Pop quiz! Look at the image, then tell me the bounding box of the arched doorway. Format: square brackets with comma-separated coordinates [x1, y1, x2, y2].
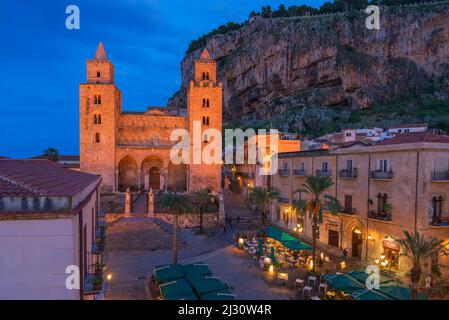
[352, 227, 363, 259]
[118, 156, 138, 191]
[149, 167, 161, 190]
[142, 156, 164, 190]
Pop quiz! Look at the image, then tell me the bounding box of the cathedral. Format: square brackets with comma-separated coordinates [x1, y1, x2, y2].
[79, 42, 222, 193]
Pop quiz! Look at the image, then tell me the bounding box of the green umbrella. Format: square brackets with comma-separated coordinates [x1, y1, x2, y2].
[258, 238, 264, 256]
[270, 247, 277, 264]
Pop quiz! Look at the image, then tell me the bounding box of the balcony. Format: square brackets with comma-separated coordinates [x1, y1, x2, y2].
[341, 207, 357, 215]
[293, 169, 307, 177]
[430, 215, 449, 227]
[432, 171, 449, 182]
[278, 169, 290, 177]
[370, 170, 394, 180]
[339, 168, 358, 179]
[316, 169, 332, 177]
[369, 210, 392, 221]
[277, 196, 290, 204]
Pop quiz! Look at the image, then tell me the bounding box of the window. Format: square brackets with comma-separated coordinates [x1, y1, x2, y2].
[431, 196, 444, 224]
[378, 160, 389, 172]
[203, 134, 208, 143]
[94, 95, 98, 104]
[322, 162, 328, 172]
[95, 132, 100, 143]
[283, 163, 288, 170]
[97, 71, 101, 78]
[346, 132, 352, 137]
[346, 159, 353, 171]
[93, 114, 102, 124]
[344, 195, 353, 212]
[377, 193, 388, 212]
[97, 95, 101, 104]
[202, 98, 210, 108]
[202, 72, 209, 80]
[202, 116, 209, 126]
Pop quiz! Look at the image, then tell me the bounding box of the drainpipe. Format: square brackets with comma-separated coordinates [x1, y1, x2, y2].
[78, 210, 84, 300]
[414, 151, 420, 232]
[366, 155, 371, 261]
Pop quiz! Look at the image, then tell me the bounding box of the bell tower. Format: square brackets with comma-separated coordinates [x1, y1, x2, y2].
[187, 48, 223, 193]
[80, 42, 121, 192]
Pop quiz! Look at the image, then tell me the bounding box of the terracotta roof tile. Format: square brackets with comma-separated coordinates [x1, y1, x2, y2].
[377, 132, 449, 146]
[0, 159, 100, 197]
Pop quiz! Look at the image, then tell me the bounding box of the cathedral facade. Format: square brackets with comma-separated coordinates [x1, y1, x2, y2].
[79, 43, 222, 193]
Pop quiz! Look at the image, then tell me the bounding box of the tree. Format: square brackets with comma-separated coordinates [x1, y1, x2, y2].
[43, 148, 59, 162]
[192, 188, 211, 234]
[261, 5, 272, 18]
[249, 186, 280, 227]
[293, 175, 341, 273]
[156, 193, 194, 264]
[398, 231, 446, 300]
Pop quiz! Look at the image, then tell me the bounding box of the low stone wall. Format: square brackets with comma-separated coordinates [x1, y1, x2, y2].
[104, 213, 123, 225]
[155, 212, 222, 229]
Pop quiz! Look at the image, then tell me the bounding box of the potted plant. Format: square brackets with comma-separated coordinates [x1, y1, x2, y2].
[92, 276, 102, 291]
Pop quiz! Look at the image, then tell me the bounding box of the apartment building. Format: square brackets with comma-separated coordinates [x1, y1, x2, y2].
[270, 132, 449, 276]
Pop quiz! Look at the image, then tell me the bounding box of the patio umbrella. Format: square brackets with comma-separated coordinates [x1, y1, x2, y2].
[187, 275, 228, 296]
[183, 263, 212, 278]
[154, 264, 185, 285]
[352, 289, 393, 301]
[159, 279, 196, 300]
[282, 239, 312, 251]
[376, 283, 428, 300]
[258, 238, 264, 256]
[200, 288, 236, 300]
[270, 247, 277, 264]
[324, 274, 365, 295]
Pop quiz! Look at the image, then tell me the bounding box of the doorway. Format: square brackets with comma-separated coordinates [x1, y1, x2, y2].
[352, 228, 363, 258]
[149, 167, 160, 190]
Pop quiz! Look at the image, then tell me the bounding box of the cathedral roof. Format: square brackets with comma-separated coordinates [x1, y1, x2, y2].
[94, 42, 108, 61]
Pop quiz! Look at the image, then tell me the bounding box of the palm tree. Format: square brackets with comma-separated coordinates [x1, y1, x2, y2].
[249, 186, 280, 227]
[293, 175, 341, 273]
[192, 188, 211, 234]
[398, 231, 446, 300]
[43, 148, 59, 162]
[155, 192, 194, 264]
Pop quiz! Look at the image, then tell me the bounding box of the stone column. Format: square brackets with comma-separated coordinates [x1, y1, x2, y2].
[114, 169, 119, 193]
[147, 188, 154, 218]
[124, 187, 132, 217]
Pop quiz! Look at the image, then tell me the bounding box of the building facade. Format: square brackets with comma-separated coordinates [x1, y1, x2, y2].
[0, 159, 102, 299]
[80, 43, 222, 193]
[270, 132, 449, 277]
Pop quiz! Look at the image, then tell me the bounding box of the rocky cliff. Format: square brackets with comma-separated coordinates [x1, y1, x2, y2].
[169, 2, 449, 133]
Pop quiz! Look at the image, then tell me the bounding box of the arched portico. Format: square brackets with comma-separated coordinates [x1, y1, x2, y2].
[118, 156, 138, 191]
[142, 156, 164, 190]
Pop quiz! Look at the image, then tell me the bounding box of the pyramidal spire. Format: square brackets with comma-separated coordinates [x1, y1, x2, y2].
[199, 47, 212, 60]
[94, 42, 108, 61]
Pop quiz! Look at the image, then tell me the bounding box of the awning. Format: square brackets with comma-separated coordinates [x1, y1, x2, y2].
[324, 274, 365, 295]
[183, 263, 212, 278]
[352, 289, 393, 301]
[260, 226, 311, 251]
[154, 264, 185, 285]
[200, 288, 236, 300]
[159, 279, 196, 300]
[377, 283, 428, 300]
[188, 275, 228, 296]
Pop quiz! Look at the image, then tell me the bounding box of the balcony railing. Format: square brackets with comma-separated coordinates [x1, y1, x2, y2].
[370, 170, 394, 180]
[294, 169, 307, 177]
[341, 207, 357, 215]
[430, 215, 449, 227]
[339, 168, 358, 179]
[316, 169, 332, 177]
[277, 196, 290, 204]
[432, 171, 449, 181]
[369, 210, 392, 221]
[278, 169, 290, 177]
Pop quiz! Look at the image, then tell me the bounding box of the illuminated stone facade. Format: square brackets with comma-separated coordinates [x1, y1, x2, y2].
[80, 43, 222, 193]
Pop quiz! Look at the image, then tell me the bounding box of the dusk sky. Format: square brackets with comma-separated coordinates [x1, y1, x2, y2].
[0, 0, 326, 158]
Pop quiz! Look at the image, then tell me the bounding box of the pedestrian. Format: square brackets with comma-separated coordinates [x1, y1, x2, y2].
[342, 248, 349, 261]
